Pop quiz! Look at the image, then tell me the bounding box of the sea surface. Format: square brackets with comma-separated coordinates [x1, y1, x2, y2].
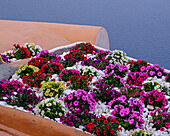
[0, 0, 170, 69]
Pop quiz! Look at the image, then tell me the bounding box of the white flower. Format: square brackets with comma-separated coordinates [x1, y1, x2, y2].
[46, 103, 52, 107]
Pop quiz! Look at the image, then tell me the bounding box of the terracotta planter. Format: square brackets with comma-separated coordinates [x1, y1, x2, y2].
[0, 105, 93, 136]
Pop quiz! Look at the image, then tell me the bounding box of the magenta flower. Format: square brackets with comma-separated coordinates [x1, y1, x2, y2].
[133, 99, 138, 105]
[119, 109, 125, 117]
[165, 122, 170, 128]
[73, 101, 79, 106]
[157, 72, 162, 77]
[67, 94, 73, 100]
[129, 119, 134, 124]
[148, 98, 153, 104]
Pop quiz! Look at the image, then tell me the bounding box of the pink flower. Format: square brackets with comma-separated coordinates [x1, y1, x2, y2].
[73, 101, 79, 106]
[149, 71, 154, 76]
[68, 94, 73, 100]
[120, 95, 127, 103]
[119, 109, 125, 117]
[132, 75, 136, 79]
[140, 66, 146, 72]
[133, 99, 138, 105]
[148, 98, 153, 104]
[135, 91, 138, 96]
[150, 111, 154, 116]
[129, 119, 134, 124]
[124, 108, 130, 115]
[165, 122, 170, 128]
[160, 127, 164, 131]
[82, 95, 87, 101]
[157, 120, 160, 123]
[157, 72, 162, 77]
[162, 117, 166, 120]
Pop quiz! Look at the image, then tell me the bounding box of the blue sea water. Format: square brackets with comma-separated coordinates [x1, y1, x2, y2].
[0, 0, 170, 69]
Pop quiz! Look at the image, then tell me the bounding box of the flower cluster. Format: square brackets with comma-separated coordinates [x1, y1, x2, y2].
[6, 43, 42, 60]
[28, 57, 48, 69]
[60, 110, 95, 128]
[61, 43, 95, 67]
[41, 81, 65, 98]
[72, 42, 95, 54]
[84, 115, 121, 136]
[105, 49, 127, 65]
[127, 72, 148, 86]
[0, 54, 10, 63]
[109, 96, 144, 130]
[22, 71, 52, 88]
[120, 85, 143, 99]
[93, 82, 121, 104]
[127, 60, 149, 72]
[41, 62, 64, 75]
[0, 79, 42, 111]
[63, 89, 96, 112]
[104, 63, 129, 78]
[34, 98, 68, 120]
[81, 57, 110, 70]
[142, 77, 168, 92]
[141, 90, 168, 109]
[36, 50, 57, 61]
[129, 129, 153, 136]
[16, 65, 39, 78]
[59, 69, 91, 91]
[151, 109, 170, 131]
[147, 64, 166, 78]
[103, 73, 126, 88]
[94, 50, 111, 60]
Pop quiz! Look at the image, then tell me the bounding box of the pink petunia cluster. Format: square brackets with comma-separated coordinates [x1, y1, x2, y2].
[63, 89, 96, 112]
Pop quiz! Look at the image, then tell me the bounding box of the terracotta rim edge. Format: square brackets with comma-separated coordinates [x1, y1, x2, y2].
[0, 105, 93, 136]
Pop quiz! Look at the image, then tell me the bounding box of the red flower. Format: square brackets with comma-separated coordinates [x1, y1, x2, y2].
[110, 129, 114, 134]
[103, 130, 106, 135]
[89, 76, 93, 81]
[77, 79, 80, 83]
[104, 120, 108, 124]
[160, 127, 164, 131]
[49, 68, 53, 73]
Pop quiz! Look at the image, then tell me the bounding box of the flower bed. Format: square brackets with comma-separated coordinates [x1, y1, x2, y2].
[0, 42, 170, 136]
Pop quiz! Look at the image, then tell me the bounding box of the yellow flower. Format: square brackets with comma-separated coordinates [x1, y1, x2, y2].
[19, 65, 23, 69]
[55, 88, 58, 92]
[49, 93, 53, 97]
[44, 92, 49, 96]
[46, 89, 50, 93]
[17, 70, 21, 73]
[26, 73, 29, 76]
[55, 94, 58, 98]
[22, 67, 26, 71]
